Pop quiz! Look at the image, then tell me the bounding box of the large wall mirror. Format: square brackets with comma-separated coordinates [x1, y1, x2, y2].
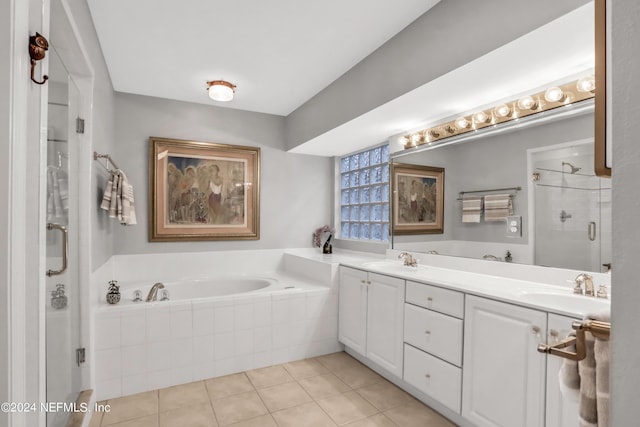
[389, 1, 611, 274]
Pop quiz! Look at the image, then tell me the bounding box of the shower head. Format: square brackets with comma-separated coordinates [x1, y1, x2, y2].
[562, 162, 581, 174]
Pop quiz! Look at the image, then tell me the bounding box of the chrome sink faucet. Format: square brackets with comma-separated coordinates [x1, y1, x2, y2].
[398, 252, 417, 267]
[146, 282, 165, 302]
[573, 273, 594, 296]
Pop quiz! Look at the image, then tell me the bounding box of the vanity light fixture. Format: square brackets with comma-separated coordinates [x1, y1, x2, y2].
[207, 80, 236, 102]
[493, 104, 511, 118]
[473, 111, 490, 124]
[544, 86, 567, 103]
[401, 76, 596, 150]
[576, 75, 596, 93]
[455, 117, 470, 130]
[516, 95, 538, 111]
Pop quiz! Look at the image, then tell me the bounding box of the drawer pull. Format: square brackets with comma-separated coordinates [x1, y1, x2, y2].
[367, 281, 371, 285]
[425, 373, 431, 379]
[361, 280, 366, 284]
[531, 326, 541, 335]
[425, 330, 431, 335]
[427, 297, 433, 302]
[549, 329, 559, 342]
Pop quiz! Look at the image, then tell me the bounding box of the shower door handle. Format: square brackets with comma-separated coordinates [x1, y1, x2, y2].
[588, 221, 596, 241]
[47, 223, 68, 276]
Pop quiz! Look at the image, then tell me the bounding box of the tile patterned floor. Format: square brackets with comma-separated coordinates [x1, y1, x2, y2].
[89, 352, 456, 427]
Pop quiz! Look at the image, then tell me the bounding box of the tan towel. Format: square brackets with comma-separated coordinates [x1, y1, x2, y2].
[484, 194, 513, 221]
[462, 197, 482, 223]
[100, 170, 137, 226]
[559, 313, 610, 427]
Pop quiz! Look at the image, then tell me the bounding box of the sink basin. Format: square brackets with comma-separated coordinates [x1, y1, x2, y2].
[361, 261, 424, 274]
[519, 291, 610, 315]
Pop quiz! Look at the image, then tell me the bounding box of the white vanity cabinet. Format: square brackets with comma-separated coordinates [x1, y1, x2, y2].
[338, 266, 405, 377]
[545, 313, 580, 427]
[462, 295, 547, 427]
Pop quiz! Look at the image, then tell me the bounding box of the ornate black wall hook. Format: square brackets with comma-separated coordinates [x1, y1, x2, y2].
[29, 32, 49, 85]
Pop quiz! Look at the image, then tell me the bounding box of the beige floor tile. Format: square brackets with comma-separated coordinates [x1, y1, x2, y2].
[355, 381, 413, 411]
[332, 364, 384, 389]
[159, 381, 210, 413]
[227, 414, 278, 427]
[384, 400, 456, 427]
[246, 365, 293, 389]
[102, 391, 158, 426]
[272, 401, 338, 427]
[316, 391, 379, 426]
[344, 413, 397, 427]
[107, 414, 158, 427]
[159, 402, 217, 427]
[283, 358, 330, 379]
[298, 373, 351, 399]
[256, 381, 313, 412]
[210, 390, 268, 426]
[205, 373, 255, 400]
[315, 352, 362, 372]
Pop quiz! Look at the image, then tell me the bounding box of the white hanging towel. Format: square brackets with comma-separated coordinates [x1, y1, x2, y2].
[484, 194, 513, 221]
[461, 197, 482, 223]
[100, 169, 137, 225]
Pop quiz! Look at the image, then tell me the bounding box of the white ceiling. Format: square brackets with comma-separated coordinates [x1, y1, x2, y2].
[87, 0, 440, 116]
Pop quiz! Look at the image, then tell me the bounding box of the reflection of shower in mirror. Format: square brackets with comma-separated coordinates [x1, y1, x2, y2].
[562, 161, 582, 174]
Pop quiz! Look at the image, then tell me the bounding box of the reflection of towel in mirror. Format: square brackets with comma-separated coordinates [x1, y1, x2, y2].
[559, 313, 610, 427]
[100, 170, 137, 225]
[484, 194, 513, 221]
[461, 197, 482, 223]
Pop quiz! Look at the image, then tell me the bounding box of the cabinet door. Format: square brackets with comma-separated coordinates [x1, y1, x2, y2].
[462, 295, 547, 427]
[338, 267, 368, 355]
[366, 273, 405, 377]
[546, 313, 580, 427]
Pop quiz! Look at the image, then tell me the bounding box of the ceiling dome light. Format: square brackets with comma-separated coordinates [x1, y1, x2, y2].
[455, 117, 470, 130]
[517, 95, 538, 111]
[473, 111, 490, 124]
[207, 80, 236, 102]
[544, 86, 566, 103]
[493, 104, 511, 118]
[576, 75, 596, 93]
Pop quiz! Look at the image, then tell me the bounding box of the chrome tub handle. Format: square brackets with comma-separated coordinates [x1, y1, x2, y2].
[47, 223, 68, 276]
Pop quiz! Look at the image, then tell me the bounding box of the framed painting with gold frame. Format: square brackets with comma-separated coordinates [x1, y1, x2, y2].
[391, 163, 444, 235]
[149, 137, 260, 241]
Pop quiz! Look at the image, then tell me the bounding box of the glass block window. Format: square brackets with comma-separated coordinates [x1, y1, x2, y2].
[340, 145, 389, 241]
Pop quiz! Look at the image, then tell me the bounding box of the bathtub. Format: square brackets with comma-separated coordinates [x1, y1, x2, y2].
[100, 276, 300, 306]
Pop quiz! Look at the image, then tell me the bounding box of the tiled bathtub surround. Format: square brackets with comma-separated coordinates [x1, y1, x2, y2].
[92, 249, 362, 401]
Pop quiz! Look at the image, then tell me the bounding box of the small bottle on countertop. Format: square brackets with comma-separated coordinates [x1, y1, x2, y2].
[322, 235, 333, 254]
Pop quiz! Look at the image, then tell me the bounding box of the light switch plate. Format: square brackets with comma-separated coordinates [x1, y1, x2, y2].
[506, 216, 522, 237]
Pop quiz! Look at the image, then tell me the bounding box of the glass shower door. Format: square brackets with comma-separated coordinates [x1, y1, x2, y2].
[45, 47, 82, 427]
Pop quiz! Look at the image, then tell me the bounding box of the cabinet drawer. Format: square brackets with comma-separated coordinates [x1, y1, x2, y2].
[404, 344, 461, 414]
[406, 281, 464, 318]
[404, 303, 463, 367]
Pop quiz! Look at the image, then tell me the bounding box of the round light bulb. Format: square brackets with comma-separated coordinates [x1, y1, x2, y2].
[544, 86, 565, 103]
[494, 104, 511, 118]
[473, 111, 489, 124]
[576, 75, 596, 93]
[455, 117, 470, 130]
[517, 95, 538, 111]
[207, 81, 236, 102]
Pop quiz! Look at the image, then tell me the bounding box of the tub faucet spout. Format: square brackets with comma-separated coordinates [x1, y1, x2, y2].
[146, 282, 165, 302]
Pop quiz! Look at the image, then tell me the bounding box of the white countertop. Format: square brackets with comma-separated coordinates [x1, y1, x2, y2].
[339, 258, 610, 318]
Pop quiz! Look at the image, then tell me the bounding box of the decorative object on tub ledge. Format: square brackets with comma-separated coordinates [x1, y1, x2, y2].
[313, 225, 335, 248]
[322, 235, 333, 254]
[106, 280, 121, 305]
[51, 284, 67, 310]
[391, 163, 444, 235]
[149, 137, 260, 241]
[97, 152, 137, 226]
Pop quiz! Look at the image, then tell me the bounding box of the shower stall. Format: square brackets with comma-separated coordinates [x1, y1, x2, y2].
[531, 141, 611, 272]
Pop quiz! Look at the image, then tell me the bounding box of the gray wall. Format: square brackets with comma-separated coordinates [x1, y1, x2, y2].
[285, 0, 590, 150]
[611, 0, 640, 422]
[393, 113, 594, 246]
[113, 93, 333, 254]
